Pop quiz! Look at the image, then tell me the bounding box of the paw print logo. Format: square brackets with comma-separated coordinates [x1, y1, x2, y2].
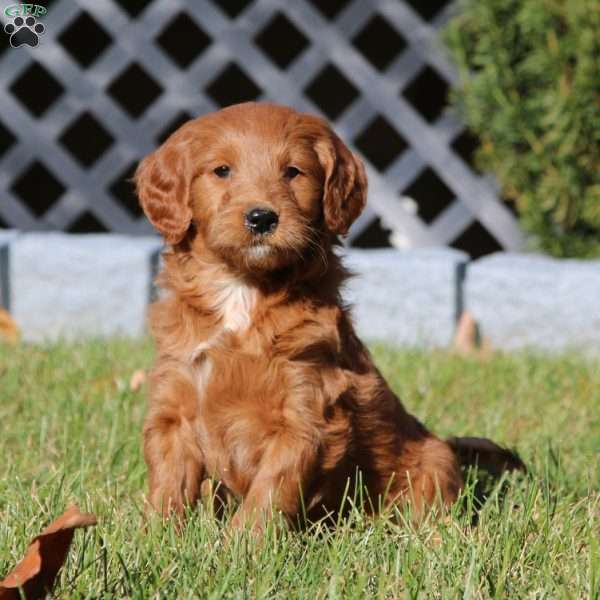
[4, 15, 45, 48]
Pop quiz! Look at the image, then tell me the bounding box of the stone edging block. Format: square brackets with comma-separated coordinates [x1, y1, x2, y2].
[340, 247, 468, 347]
[465, 253, 600, 352]
[1, 230, 599, 353]
[9, 232, 162, 342]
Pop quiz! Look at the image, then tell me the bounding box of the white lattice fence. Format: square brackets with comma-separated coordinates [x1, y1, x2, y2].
[0, 0, 524, 256]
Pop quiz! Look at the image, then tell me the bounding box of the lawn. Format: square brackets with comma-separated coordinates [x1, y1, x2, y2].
[1, 339, 599, 599]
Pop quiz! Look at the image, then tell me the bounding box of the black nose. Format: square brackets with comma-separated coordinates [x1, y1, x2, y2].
[245, 207, 279, 235]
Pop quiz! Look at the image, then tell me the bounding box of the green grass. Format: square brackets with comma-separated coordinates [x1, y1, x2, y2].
[1, 339, 599, 599]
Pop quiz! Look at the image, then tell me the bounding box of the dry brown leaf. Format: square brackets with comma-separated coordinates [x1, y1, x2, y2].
[452, 311, 493, 359]
[0, 505, 97, 600]
[0, 307, 19, 344]
[129, 369, 147, 392]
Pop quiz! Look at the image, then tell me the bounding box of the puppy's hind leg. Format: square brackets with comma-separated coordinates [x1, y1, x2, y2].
[394, 436, 464, 520]
[143, 368, 205, 518]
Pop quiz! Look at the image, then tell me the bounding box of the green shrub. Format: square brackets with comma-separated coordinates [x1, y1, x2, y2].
[445, 0, 600, 258]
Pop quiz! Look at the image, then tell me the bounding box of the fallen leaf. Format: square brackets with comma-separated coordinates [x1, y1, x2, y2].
[453, 311, 477, 354]
[0, 307, 19, 344]
[0, 505, 97, 600]
[452, 311, 493, 359]
[129, 369, 147, 392]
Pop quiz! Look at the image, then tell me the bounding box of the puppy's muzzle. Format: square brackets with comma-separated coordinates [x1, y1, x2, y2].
[245, 207, 279, 235]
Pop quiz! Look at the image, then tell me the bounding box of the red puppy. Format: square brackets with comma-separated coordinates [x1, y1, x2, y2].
[136, 102, 520, 530]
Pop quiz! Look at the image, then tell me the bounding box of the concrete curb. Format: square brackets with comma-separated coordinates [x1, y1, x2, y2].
[341, 247, 468, 347]
[466, 253, 600, 353]
[1, 230, 599, 353]
[8, 232, 162, 342]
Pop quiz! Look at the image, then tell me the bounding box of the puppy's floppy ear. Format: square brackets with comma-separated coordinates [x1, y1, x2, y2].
[135, 132, 195, 245]
[315, 133, 367, 235]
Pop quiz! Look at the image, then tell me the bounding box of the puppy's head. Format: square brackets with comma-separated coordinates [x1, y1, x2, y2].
[136, 102, 366, 272]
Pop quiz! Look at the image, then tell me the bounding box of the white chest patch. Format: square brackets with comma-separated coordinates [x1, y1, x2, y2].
[213, 278, 257, 333]
[189, 278, 256, 374]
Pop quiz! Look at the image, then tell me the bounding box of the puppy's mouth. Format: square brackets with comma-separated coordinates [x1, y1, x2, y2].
[244, 243, 274, 260]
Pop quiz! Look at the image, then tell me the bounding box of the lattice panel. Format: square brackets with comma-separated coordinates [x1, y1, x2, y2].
[0, 0, 524, 256]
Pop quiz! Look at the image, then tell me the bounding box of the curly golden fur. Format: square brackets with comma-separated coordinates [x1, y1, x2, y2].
[136, 102, 519, 532]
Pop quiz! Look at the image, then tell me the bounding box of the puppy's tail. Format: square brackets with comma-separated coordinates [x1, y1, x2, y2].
[447, 436, 525, 478]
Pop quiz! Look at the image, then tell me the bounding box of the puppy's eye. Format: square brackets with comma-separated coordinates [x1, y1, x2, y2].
[284, 166, 301, 179]
[213, 165, 230, 178]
